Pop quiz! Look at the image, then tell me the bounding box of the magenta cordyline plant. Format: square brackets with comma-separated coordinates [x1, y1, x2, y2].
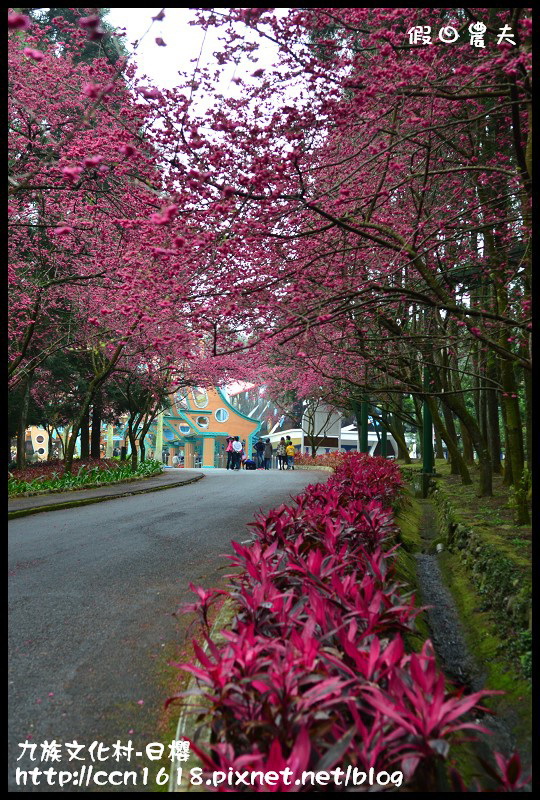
[180, 583, 228, 630]
[188, 728, 313, 793]
[174, 454, 523, 791]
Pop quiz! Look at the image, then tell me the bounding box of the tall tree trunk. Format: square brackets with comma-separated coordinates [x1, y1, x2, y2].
[64, 335, 132, 473]
[441, 405, 460, 476]
[352, 399, 362, 453]
[444, 393, 492, 497]
[126, 407, 146, 472]
[479, 382, 488, 449]
[427, 397, 471, 485]
[46, 424, 54, 459]
[90, 390, 102, 459]
[500, 399, 513, 486]
[16, 376, 32, 470]
[523, 361, 532, 470]
[389, 401, 411, 463]
[55, 426, 66, 458]
[499, 376, 528, 524]
[128, 425, 138, 471]
[389, 420, 411, 462]
[138, 413, 154, 463]
[434, 425, 444, 460]
[497, 313, 528, 523]
[485, 388, 502, 475]
[412, 395, 423, 448]
[486, 353, 502, 475]
[459, 422, 475, 466]
[80, 408, 90, 459]
[64, 384, 100, 473]
[471, 336, 481, 430]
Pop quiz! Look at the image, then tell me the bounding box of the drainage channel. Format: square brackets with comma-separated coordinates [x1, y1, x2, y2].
[414, 499, 528, 787]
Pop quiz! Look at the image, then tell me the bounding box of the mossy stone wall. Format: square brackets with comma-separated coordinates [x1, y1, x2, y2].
[430, 484, 532, 633]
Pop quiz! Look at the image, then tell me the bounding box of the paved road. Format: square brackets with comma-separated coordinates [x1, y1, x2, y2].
[8, 468, 326, 792]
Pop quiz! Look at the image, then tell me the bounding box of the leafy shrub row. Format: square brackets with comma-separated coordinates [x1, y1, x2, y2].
[177, 453, 528, 792]
[8, 458, 162, 496]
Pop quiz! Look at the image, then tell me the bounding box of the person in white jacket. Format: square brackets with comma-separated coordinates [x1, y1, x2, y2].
[231, 436, 243, 470]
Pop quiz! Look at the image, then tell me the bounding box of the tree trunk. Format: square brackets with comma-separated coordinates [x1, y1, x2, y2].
[523, 361, 532, 470]
[137, 407, 160, 464]
[434, 426, 444, 460]
[64, 336, 131, 473]
[128, 426, 138, 471]
[479, 383, 488, 449]
[472, 337, 481, 429]
[497, 324, 528, 522]
[459, 422, 475, 465]
[90, 390, 102, 459]
[55, 426, 66, 458]
[16, 377, 31, 470]
[46, 424, 54, 459]
[64, 381, 103, 473]
[65, 404, 91, 472]
[500, 390, 528, 524]
[352, 400, 362, 452]
[427, 397, 471, 485]
[80, 408, 90, 459]
[444, 393, 492, 497]
[486, 354, 502, 474]
[441, 405, 460, 476]
[500, 398, 513, 486]
[485, 390, 502, 475]
[389, 406, 411, 463]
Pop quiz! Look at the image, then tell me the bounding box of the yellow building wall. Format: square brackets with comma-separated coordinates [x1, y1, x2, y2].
[164, 387, 260, 467]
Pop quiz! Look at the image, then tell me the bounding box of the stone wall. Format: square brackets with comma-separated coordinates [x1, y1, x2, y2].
[430, 483, 532, 634]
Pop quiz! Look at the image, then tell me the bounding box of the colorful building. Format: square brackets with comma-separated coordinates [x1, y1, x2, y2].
[144, 386, 262, 468]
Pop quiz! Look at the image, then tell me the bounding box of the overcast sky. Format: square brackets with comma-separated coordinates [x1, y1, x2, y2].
[105, 7, 279, 97]
[105, 8, 216, 88]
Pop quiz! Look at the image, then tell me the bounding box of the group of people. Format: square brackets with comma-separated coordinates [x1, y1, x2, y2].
[225, 435, 247, 470]
[226, 435, 296, 471]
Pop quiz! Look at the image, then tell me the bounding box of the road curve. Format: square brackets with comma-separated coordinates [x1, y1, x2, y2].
[8, 468, 327, 792]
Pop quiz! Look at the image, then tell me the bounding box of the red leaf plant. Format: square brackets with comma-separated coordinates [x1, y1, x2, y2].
[173, 450, 522, 791]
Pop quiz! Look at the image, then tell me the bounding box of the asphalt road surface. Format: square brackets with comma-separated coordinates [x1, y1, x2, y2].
[8, 468, 326, 793]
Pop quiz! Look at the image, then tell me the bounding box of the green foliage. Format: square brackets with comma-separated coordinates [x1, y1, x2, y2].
[8, 459, 162, 496]
[27, 8, 129, 65]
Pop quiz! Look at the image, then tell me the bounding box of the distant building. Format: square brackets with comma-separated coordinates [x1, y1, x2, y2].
[143, 386, 261, 468]
[266, 423, 398, 458]
[227, 385, 399, 457]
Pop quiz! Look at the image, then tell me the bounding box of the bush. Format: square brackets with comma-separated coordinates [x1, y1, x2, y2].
[8, 458, 162, 496]
[174, 453, 527, 792]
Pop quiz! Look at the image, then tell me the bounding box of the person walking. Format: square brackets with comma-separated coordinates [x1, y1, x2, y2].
[254, 438, 265, 469]
[276, 437, 286, 470]
[285, 440, 296, 470]
[225, 436, 235, 470]
[231, 436, 243, 470]
[264, 438, 273, 470]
